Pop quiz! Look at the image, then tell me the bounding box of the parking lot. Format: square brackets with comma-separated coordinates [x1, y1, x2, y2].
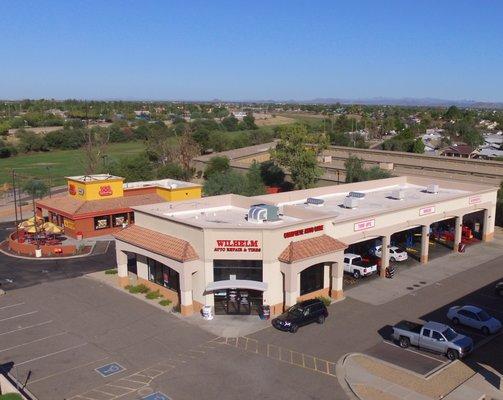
[0, 222, 502, 399]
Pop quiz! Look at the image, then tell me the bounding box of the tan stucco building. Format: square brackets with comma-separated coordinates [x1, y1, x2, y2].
[114, 176, 497, 317]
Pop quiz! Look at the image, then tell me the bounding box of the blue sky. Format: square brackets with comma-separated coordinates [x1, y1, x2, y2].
[1, 0, 502, 101]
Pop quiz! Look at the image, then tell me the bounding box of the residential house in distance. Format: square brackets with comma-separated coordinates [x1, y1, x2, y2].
[440, 144, 474, 158]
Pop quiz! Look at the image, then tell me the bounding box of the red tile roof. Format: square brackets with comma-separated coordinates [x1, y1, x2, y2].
[36, 193, 165, 217]
[278, 235, 347, 264]
[114, 225, 198, 262]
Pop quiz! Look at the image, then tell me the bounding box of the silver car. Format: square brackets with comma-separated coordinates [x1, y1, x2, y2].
[447, 305, 502, 335]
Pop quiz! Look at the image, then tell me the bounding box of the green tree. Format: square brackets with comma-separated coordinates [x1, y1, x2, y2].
[203, 170, 246, 196]
[271, 124, 326, 189]
[109, 154, 155, 182]
[204, 156, 230, 179]
[239, 113, 258, 130]
[345, 156, 391, 183]
[259, 160, 285, 187]
[411, 138, 425, 154]
[222, 115, 239, 131]
[156, 163, 190, 181]
[243, 161, 266, 196]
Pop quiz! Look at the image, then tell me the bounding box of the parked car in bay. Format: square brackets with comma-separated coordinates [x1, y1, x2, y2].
[343, 253, 378, 279]
[272, 299, 328, 333]
[373, 245, 408, 262]
[447, 305, 501, 335]
[392, 320, 473, 360]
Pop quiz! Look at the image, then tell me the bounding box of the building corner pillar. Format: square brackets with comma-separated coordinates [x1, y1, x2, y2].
[482, 207, 496, 242]
[420, 224, 430, 264]
[330, 256, 344, 300]
[380, 235, 390, 277]
[179, 270, 194, 316]
[282, 263, 299, 308]
[453, 215, 463, 252]
[116, 245, 129, 287]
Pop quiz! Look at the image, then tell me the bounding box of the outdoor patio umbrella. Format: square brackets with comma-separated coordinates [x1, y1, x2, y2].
[24, 226, 37, 234]
[42, 222, 62, 234]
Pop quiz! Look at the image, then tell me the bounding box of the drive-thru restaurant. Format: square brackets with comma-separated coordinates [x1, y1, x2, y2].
[114, 176, 497, 316]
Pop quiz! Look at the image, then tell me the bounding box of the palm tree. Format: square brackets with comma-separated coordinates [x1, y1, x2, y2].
[22, 179, 48, 249]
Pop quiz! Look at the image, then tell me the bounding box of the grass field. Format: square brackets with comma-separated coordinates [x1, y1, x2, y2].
[0, 141, 146, 185]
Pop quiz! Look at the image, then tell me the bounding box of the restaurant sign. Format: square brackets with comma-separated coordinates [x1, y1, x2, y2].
[63, 218, 75, 230]
[214, 239, 261, 253]
[283, 224, 324, 239]
[99, 185, 113, 196]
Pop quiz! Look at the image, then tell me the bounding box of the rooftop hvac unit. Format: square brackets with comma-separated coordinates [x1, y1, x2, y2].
[247, 204, 279, 223]
[349, 191, 366, 198]
[426, 184, 439, 194]
[343, 196, 359, 209]
[306, 197, 324, 206]
[390, 189, 405, 200]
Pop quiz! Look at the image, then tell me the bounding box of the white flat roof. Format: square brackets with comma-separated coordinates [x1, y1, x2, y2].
[132, 176, 496, 230]
[67, 174, 122, 182]
[123, 178, 201, 190]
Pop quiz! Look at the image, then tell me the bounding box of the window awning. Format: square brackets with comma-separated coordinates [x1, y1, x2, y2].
[205, 280, 268, 292]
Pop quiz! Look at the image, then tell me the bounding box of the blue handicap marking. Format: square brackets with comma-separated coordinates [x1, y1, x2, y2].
[142, 392, 171, 400]
[95, 362, 125, 377]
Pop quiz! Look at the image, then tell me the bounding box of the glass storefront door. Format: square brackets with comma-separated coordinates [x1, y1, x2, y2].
[214, 289, 263, 315]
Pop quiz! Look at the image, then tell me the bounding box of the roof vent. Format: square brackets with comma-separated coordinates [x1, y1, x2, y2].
[247, 204, 279, 223]
[390, 189, 405, 200]
[426, 184, 439, 194]
[306, 197, 324, 206]
[343, 196, 359, 209]
[349, 191, 366, 198]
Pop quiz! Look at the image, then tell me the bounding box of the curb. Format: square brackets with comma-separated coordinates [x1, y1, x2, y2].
[0, 240, 111, 260]
[335, 353, 364, 400]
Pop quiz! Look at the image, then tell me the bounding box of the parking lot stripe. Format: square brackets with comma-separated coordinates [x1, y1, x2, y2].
[0, 310, 38, 322]
[28, 356, 110, 384]
[382, 340, 447, 363]
[16, 343, 88, 366]
[0, 320, 53, 336]
[0, 302, 25, 310]
[0, 331, 67, 353]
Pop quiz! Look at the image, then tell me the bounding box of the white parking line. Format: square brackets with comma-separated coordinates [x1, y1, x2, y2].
[382, 340, 447, 363]
[0, 311, 38, 322]
[0, 302, 25, 311]
[28, 356, 110, 384]
[0, 332, 67, 353]
[16, 343, 88, 366]
[0, 320, 53, 336]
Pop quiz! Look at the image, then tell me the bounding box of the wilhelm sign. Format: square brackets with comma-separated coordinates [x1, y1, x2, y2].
[214, 239, 261, 253]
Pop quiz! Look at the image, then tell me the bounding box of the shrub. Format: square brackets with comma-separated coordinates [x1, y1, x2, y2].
[146, 290, 161, 300]
[105, 269, 118, 275]
[317, 296, 332, 307]
[128, 284, 150, 294]
[159, 299, 172, 307]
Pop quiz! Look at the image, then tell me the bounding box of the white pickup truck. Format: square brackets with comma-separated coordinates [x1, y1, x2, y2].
[343, 253, 378, 279]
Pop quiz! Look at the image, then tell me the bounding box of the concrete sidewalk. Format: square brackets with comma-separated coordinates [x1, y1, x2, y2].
[345, 229, 503, 305]
[339, 353, 502, 400]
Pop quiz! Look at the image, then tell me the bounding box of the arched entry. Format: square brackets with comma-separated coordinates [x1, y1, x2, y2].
[205, 280, 268, 315]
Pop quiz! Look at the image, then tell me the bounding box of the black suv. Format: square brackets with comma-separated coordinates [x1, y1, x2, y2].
[496, 282, 503, 297]
[272, 299, 328, 333]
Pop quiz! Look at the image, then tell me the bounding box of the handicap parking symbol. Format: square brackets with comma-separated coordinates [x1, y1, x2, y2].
[142, 392, 171, 400]
[95, 362, 125, 377]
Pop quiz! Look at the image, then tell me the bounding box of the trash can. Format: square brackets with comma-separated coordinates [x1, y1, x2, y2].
[202, 305, 213, 320]
[259, 305, 270, 320]
[76, 231, 83, 240]
[35, 248, 42, 258]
